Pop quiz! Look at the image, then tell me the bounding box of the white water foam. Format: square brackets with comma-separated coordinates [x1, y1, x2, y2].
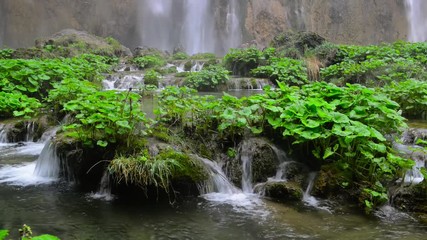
[88, 170, 115, 201]
[0, 162, 56, 186]
[195, 155, 269, 217]
[0, 129, 60, 186]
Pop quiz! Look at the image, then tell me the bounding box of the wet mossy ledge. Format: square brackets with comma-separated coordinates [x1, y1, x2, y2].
[1, 30, 427, 217]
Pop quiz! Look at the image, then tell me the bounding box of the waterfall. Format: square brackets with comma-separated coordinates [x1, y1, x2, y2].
[89, 170, 114, 201]
[197, 156, 240, 194]
[195, 155, 266, 214]
[224, 0, 242, 52]
[303, 172, 319, 206]
[33, 140, 60, 179]
[239, 140, 254, 193]
[403, 159, 425, 185]
[183, 0, 215, 54]
[0, 124, 8, 143]
[138, 0, 242, 55]
[139, 0, 176, 52]
[24, 121, 36, 142]
[405, 0, 427, 42]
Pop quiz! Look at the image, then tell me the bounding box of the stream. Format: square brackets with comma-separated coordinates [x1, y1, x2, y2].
[1, 139, 427, 239]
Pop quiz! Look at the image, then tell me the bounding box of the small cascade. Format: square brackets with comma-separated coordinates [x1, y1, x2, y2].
[24, 121, 36, 142]
[190, 61, 205, 72]
[89, 170, 114, 201]
[405, 0, 427, 42]
[33, 140, 60, 179]
[303, 172, 320, 207]
[227, 78, 271, 91]
[404, 159, 425, 185]
[239, 140, 255, 193]
[0, 124, 8, 143]
[197, 156, 240, 195]
[394, 128, 427, 185]
[103, 74, 145, 91]
[195, 155, 267, 215]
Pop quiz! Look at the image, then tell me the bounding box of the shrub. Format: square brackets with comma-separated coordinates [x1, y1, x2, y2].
[251, 58, 308, 86]
[132, 55, 166, 69]
[144, 69, 161, 86]
[184, 65, 230, 91]
[223, 47, 263, 76]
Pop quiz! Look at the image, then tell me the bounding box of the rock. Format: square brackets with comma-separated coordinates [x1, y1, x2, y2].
[37, 29, 132, 57]
[401, 128, 427, 145]
[391, 183, 427, 213]
[270, 31, 325, 55]
[312, 164, 345, 198]
[264, 181, 304, 201]
[133, 46, 169, 58]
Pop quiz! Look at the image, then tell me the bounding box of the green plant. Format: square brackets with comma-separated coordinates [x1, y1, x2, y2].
[184, 65, 230, 91]
[132, 55, 166, 69]
[0, 92, 41, 119]
[63, 90, 150, 147]
[172, 52, 189, 60]
[223, 47, 263, 76]
[109, 149, 206, 195]
[0, 48, 15, 59]
[0, 225, 60, 240]
[251, 58, 308, 86]
[144, 69, 161, 86]
[382, 80, 427, 119]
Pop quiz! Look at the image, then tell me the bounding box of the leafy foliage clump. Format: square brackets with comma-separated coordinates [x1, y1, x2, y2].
[132, 55, 166, 69]
[184, 65, 230, 91]
[251, 58, 308, 86]
[223, 47, 264, 76]
[63, 90, 150, 147]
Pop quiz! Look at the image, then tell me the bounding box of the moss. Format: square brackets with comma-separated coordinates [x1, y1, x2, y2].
[150, 125, 172, 143]
[157, 149, 207, 182]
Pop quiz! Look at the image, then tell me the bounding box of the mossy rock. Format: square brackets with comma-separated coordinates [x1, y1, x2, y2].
[264, 181, 304, 201]
[133, 46, 169, 59]
[34, 29, 132, 58]
[312, 164, 346, 198]
[392, 183, 427, 212]
[270, 31, 326, 56]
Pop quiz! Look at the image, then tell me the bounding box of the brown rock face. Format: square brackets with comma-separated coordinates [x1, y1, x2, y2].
[243, 0, 408, 46]
[0, 0, 409, 50]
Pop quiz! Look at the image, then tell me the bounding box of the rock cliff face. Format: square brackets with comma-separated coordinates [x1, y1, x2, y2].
[242, 0, 408, 47]
[0, 0, 410, 51]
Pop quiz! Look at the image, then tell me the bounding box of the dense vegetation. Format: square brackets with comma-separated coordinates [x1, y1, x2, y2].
[1, 34, 427, 216]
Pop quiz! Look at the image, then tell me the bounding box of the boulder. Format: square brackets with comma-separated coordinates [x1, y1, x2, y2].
[33, 29, 132, 57]
[263, 181, 304, 201]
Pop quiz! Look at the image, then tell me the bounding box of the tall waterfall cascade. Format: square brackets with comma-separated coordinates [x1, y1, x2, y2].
[138, 0, 242, 55]
[406, 0, 427, 42]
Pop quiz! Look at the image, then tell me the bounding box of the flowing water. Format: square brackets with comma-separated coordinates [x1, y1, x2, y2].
[138, 0, 241, 55]
[1, 141, 427, 239]
[405, 0, 427, 42]
[1, 126, 427, 239]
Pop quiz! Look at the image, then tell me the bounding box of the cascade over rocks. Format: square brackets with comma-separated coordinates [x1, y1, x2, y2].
[226, 138, 279, 187]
